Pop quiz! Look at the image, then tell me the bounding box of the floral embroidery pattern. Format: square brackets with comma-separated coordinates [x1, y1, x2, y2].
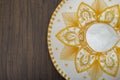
[56, 0, 120, 79]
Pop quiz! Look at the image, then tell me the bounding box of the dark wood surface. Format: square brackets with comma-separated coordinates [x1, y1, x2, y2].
[0, 0, 64, 80]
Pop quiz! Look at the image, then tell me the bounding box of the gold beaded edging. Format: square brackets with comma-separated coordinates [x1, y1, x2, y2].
[47, 0, 70, 80]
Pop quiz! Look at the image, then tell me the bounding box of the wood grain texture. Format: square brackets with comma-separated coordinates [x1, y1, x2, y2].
[0, 0, 64, 80]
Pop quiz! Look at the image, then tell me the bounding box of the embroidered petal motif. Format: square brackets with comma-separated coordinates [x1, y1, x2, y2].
[99, 49, 119, 77]
[77, 2, 97, 27]
[99, 5, 120, 28]
[56, 27, 81, 46]
[60, 46, 79, 60]
[75, 49, 95, 73]
[88, 61, 103, 80]
[91, 0, 107, 14]
[54, 1, 120, 79]
[62, 12, 79, 26]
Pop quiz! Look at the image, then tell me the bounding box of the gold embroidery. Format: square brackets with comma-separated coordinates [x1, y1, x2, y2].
[56, 27, 81, 46]
[105, 11, 114, 22]
[53, 0, 120, 80]
[62, 12, 79, 26]
[77, 2, 97, 27]
[98, 5, 120, 28]
[92, 0, 107, 14]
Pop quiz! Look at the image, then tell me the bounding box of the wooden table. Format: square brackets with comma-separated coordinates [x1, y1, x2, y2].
[0, 0, 64, 80]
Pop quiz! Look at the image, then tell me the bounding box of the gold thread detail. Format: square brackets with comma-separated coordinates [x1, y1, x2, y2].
[47, 0, 70, 80]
